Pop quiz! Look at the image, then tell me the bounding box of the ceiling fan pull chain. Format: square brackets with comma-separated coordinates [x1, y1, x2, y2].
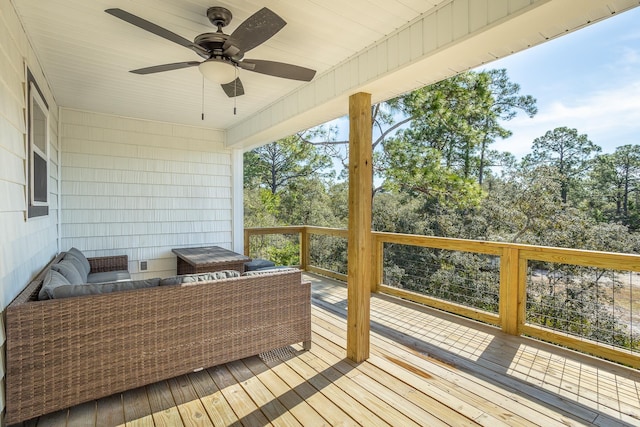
[234, 66, 238, 115]
[201, 74, 205, 120]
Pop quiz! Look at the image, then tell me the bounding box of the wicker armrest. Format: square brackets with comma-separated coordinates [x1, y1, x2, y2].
[87, 255, 129, 273]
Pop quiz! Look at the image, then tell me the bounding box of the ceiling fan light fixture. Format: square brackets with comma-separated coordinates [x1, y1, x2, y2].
[199, 58, 236, 84]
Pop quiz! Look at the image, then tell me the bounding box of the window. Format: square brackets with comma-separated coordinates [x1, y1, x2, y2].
[27, 68, 49, 218]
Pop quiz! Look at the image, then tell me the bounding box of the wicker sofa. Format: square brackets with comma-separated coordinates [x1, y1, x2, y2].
[4, 252, 312, 424]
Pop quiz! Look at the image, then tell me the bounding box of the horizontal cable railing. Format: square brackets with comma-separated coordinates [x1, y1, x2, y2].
[305, 226, 348, 281]
[372, 232, 504, 327]
[244, 226, 303, 267]
[244, 226, 640, 368]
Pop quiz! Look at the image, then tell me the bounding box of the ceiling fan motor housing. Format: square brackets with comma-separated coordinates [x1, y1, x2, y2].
[194, 32, 227, 55]
[207, 7, 232, 28]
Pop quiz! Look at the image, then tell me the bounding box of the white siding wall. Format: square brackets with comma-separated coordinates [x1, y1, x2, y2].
[60, 109, 230, 279]
[0, 0, 60, 418]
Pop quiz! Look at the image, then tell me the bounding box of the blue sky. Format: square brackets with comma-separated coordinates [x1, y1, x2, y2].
[485, 7, 640, 158]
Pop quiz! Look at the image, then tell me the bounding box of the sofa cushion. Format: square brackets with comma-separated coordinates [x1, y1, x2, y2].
[51, 278, 161, 299]
[63, 253, 89, 282]
[159, 270, 240, 286]
[242, 267, 299, 276]
[244, 258, 276, 271]
[51, 260, 85, 285]
[39, 269, 72, 300]
[66, 247, 91, 275]
[87, 270, 131, 283]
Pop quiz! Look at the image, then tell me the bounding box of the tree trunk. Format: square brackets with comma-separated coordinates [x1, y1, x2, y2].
[479, 138, 487, 185]
[623, 167, 630, 218]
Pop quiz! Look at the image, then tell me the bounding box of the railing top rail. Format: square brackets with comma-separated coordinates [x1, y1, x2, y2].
[373, 231, 640, 270]
[305, 226, 349, 237]
[245, 226, 640, 271]
[372, 231, 504, 255]
[245, 226, 305, 235]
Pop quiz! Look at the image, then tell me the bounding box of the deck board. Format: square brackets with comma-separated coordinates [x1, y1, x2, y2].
[122, 387, 154, 427]
[187, 370, 240, 427]
[313, 304, 548, 427]
[33, 409, 67, 427]
[280, 348, 388, 426]
[296, 344, 421, 426]
[167, 375, 212, 427]
[242, 356, 329, 426]
[261, 353, 357, 426]
[208, 364, 272, 426]
[307, 330, 468, 427]
[226, 359, 302, 427]
[25, 273, 640, 427]
[95, 394, 124, 427]
[313, 307, 575, 427]
[146, 381, 183, 427]
[66, 401, 96, 427]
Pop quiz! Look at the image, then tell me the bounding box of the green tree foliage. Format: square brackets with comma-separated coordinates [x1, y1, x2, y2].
[525, 127, 601, 205]
[590, 144, 640, 229]
[382, 138, 484, 211]
[385, 69, 536, 184]
[244, 134, 333, 195]
[244, 133, 337, 226]
[478, 164, 563, 243]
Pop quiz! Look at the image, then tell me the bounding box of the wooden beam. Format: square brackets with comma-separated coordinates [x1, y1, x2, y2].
[347, 92, 372, 362]
[244, 229, 250, 257]
[373, 239, 384, 293]
[301, 228, 310, 271]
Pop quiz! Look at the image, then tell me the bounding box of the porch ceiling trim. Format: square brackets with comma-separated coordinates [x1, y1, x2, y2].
[226, 0, 640, 149]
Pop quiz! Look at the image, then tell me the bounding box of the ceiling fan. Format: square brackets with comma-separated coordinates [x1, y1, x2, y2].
[105, 6, 316, 97]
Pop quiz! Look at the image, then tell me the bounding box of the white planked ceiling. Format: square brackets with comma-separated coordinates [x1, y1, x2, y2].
[11, 0, 442, 130]
[10, 0, 640, 148]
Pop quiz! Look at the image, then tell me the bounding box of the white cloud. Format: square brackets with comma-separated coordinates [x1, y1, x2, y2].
[496, 80, 640, 158]
[621, 47, 640, 65]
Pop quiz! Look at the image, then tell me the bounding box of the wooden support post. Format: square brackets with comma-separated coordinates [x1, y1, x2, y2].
[244, 229, 250, 257]
[301, 228, 310, 271]
[372, 238, 384, 293]
[347, 92, 372, 362]
[500, 247, 523, 335]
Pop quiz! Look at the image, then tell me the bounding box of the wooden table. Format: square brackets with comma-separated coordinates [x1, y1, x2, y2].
[171, 246, 251, 275]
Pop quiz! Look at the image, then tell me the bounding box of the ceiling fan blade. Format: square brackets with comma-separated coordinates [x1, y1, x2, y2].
[223, 8, 286, 55]
[105, 9, 209, 58]
[130, 61, 201, 75]
[221, 78, 245, 97]
[239, 59, 316, 82]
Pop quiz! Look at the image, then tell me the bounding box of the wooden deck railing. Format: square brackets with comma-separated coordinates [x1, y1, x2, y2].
[244, 226, 640, 368]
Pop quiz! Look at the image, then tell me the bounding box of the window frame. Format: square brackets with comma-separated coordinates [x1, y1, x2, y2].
[26, 68, 49, 218]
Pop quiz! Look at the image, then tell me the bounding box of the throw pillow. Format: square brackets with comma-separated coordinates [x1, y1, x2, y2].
[211, 270, 241, 279]
[39, 269, 72, 300]
[63, 253, 89, 282]
[66, 247, 91, 275]
[51, 259, 85, 285]
[242, 267, 299, 276]
[159, 270, 240, 286]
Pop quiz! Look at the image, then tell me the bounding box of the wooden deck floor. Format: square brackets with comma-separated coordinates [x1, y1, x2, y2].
[17, 274, 640, 427]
